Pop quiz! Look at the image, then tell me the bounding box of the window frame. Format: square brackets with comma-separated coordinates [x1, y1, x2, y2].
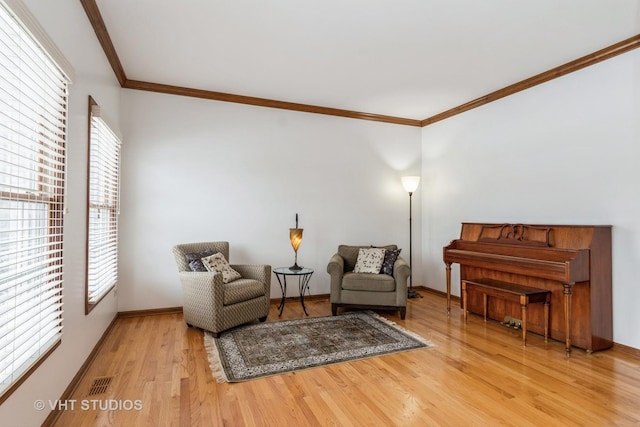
[84, 96, 121, 314]
[0, 0, 71, 403]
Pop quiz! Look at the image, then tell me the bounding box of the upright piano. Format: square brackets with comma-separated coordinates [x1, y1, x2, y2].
[443, 223, 612, 353]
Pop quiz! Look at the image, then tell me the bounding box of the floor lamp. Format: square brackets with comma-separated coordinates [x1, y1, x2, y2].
[402, 176, 423, 299]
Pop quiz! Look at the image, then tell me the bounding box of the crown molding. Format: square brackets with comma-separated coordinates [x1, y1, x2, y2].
[421, 34, 640, 126]
[123, 79, 422, 126]
[79, 0, 127, 86]
[80, 2, 639, 128]
[79, 0, 420, 126]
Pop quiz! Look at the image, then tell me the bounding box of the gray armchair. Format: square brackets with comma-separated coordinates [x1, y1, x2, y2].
[172, 241, 271, 337]
[327, 244, 410, 319]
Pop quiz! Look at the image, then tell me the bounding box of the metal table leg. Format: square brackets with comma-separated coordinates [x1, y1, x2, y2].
[298, 272, 313, 316]
[275, 274, 287, 316]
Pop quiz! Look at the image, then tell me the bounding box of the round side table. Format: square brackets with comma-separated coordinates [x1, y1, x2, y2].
[273, 267, 314, 316]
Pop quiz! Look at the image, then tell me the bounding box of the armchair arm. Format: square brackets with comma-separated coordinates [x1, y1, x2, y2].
[327, 253, 345, 302]
[393, 257, 411, 287]
[327, 253, 344, 276]
[178, 271, 225, 330]
[231, 264, 272, 294]
[179, 271, 225, 305]
[393, 257, 410, 306]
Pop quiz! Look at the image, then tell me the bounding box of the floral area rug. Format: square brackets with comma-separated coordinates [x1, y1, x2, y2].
[204, 311, 434, 383]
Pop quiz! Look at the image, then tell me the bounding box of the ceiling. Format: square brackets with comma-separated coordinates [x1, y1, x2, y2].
[93, 0, 640, 123]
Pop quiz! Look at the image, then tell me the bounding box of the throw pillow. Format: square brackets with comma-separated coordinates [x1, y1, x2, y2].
[201, 252, 242, 283]
[184, 248, 215, 272]
[353, 248, 386, 274]
[380, 248, 402, 275]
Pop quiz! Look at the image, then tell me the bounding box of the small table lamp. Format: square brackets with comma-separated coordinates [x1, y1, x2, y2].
[289, 214, 303, 271]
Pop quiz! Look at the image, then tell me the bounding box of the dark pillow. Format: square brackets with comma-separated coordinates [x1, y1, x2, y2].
[380, 248, 401, 275]
[184, 248, 215, 272]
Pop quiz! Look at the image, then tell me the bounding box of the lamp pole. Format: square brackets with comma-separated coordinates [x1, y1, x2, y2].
[402, 176, 422, 299]
[407, 190, 421, 298]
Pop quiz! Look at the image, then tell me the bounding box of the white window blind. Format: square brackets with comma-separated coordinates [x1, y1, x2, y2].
[0, 0, 68, 401]
[86, 99, 120, 311]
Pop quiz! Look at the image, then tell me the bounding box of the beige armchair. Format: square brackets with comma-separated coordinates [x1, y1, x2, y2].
[172, 241, 271, 337]
[327, 244, 410, 319]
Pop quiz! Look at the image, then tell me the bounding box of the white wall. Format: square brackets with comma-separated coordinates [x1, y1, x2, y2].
[421, 49, 640, 349]
[118, 91, 422, 310]
[0, 1, 122, 426]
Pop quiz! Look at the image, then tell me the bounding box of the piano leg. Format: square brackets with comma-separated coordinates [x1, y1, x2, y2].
[520, 296, 528, 346]
[483, 294, 487, 322]
[563, 283, 574, 356]
[462, 281, 468, 323]
[445, 262, 452, 315]
[544, 297, 550, 342]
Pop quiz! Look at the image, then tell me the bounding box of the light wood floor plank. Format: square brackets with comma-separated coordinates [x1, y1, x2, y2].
[53, 292, 640, 426]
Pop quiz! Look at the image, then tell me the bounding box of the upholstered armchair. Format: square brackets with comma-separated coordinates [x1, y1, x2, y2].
[172, 241, 271, 337]
[327, 244, 410, 319]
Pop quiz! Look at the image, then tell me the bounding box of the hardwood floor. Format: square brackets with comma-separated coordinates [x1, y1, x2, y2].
[52, 291, 640, 426]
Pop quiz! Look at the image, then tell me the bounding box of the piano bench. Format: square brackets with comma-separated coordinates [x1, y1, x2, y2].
[461, 279, 551, 346]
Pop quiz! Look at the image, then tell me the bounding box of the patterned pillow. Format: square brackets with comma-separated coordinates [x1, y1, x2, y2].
[353, 248, 386, 274]
[201, 252, 242, 283]
[184, 248, 215, 272]
[380, 248, 402, 275]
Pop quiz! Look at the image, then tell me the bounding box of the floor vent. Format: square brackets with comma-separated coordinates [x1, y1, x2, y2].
[88, 376, 113, 396]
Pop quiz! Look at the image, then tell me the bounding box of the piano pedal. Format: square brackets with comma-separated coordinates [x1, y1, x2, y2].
[513, 320, 522, 330]
[512, 320, 521, 330]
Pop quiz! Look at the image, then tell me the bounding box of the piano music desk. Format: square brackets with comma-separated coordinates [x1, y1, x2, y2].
[462, 279, 550, 346]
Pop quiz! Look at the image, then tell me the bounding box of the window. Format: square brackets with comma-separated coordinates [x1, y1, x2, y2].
[85, 97, 120, 313]
[0, 0, 72, 402]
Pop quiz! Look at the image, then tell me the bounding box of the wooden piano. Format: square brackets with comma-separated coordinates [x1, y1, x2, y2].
[443, 223, 612, 354]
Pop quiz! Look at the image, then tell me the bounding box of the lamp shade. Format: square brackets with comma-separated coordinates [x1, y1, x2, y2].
[401, 176, 420, 193]
[289, 228, 303, 252]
